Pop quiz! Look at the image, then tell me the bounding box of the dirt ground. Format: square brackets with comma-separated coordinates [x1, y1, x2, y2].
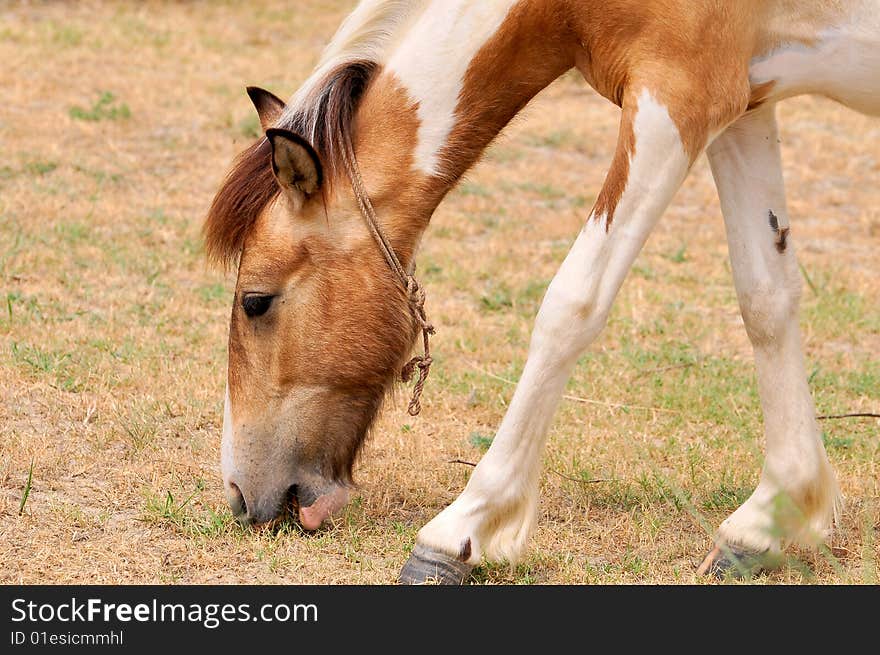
[1, 1, 877, 584]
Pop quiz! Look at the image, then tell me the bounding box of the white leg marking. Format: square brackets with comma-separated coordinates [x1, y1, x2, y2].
[386, 0, 519, 176]
[707, 105, 841, 553]
[416, 90, 693, 564]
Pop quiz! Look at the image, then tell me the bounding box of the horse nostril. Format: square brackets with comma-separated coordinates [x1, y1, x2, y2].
[227, 482, 248, 519]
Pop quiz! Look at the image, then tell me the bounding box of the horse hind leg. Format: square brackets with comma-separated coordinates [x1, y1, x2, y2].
[701, 104, 842, 579]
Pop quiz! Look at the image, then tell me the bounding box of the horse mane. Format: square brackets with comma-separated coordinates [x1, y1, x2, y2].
[204, 1, 427, 269]
[204, 137, 277, 270]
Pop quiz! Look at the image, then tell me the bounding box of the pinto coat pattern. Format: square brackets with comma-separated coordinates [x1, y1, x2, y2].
[204, 0, 880, 582]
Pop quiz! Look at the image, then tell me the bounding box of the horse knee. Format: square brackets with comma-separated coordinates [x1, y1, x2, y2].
[738, 277, 801, 346]
[532, 284, 609, 355]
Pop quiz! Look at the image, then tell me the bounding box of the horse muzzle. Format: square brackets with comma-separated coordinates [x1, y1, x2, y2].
[224, 476, 350, 529]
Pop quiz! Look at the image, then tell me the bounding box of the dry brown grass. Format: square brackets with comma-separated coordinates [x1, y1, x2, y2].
[1, 0, 877, 585]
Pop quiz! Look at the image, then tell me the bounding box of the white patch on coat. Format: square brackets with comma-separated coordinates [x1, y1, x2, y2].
[220, 386, 235, 485]
[386, 0, 519, 176]
[750, 9, 880, 115]
[283, 0, 429, 123]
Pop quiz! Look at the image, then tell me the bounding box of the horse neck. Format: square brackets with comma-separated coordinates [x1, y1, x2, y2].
[351, 0, 575, 263]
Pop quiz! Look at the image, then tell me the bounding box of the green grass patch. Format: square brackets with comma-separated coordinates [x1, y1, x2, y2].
[197, 282, 230, 304]
[143, 480, 235, 538]
[73, 164, 123, 185]
[479, 282, 513, 312]
[54, 222, 90, 244]
[804, 284, 880, 338]
[525, 129, 576, 149]
[69, 92, 131, 122]
[120, 413, 159, 454]
[470, 560, 538, 584]
[665, 243, 688, 264]
[19, 459, 35, 516]
[49, 22, 83, 47]
[238, 114, 261, 138]
[822, 432, 855, 451]
[10, 342, 84, 392]
[24, 160, 58, 176]
[516, 278, 549, 315]
[457, 181, 492, 197]
[468, 432, 494, 451]
[3, 292, 42, 326]
[516, 182, 567, 200]
[701, 474, 752, 511]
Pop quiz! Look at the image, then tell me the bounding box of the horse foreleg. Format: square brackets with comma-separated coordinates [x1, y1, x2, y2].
[699, 104, 841, 578]
[400, 88, 697, 584]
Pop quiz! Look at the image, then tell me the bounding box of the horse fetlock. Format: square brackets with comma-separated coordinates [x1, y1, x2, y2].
[716, 494, 784, 555]
[416, 488, 538, 566]
[717, 460, 841, 553]
[415, 505, 483, 566]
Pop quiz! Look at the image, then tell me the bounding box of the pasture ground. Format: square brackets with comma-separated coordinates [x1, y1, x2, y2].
[1, 1, 878, 584]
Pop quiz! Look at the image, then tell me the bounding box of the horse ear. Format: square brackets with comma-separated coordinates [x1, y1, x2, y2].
[246, 86, 286, 131]
[266, 128, 323, 197]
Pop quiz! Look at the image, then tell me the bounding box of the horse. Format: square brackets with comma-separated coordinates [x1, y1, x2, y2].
[204, 0, 880, 583]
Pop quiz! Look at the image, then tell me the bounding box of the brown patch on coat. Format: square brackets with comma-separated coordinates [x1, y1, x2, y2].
[437, 1, 754, 227]
[568, 1, 758, 226]
[386, 0, 784, 229]
[592, 103, 636, 228]
[768, 209, 790, 253]
[569, 1, 756, 165]
[350, 71, 432, 267]
[776, 229, 789, 253]
[748, 80, 777, 111]
[427, 1, 576, 198]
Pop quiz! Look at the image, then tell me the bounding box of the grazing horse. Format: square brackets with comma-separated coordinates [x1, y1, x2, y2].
[204, 0, 880, 583]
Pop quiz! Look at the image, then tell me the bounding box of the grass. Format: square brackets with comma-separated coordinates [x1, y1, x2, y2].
[0, 0, 877, 585]
[69, 91, 131, 122]
[18, 459, 34, 516]
[237, 114, 262, 139]
[143, 480, 235, 538]
[9, 342, 84, 391]
[468, 432, 494, 451]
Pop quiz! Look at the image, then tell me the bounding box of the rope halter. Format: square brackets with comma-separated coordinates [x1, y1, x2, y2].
[341, 142, 435, 417]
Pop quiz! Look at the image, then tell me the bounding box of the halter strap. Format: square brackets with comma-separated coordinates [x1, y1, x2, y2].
[341, 142, 434, 416]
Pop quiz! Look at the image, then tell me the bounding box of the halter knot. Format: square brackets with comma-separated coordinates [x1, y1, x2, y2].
[401, 353, 433, 416]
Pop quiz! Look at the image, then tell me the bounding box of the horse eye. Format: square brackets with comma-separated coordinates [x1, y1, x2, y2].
[241, 294, 275, 318]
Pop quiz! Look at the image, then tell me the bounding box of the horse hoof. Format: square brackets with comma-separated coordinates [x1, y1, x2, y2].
[398, 543, 474, 585]
[696, 544, 771, 580]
